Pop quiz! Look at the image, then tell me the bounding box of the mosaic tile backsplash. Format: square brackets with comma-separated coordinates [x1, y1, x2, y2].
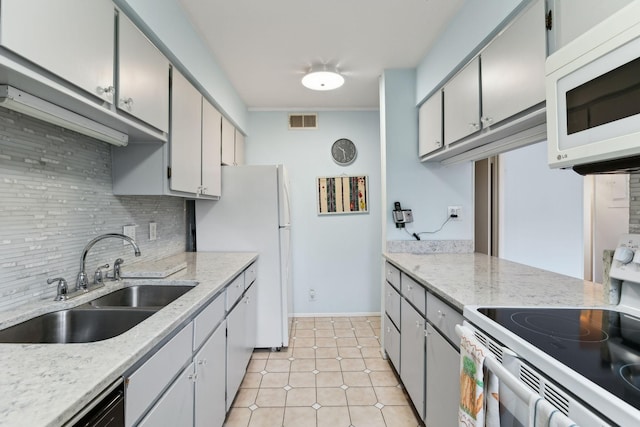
[0, 107, 186, 310]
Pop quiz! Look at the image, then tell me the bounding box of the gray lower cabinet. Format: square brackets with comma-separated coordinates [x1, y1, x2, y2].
[383, 269, 401, 374]
[244, 283, 258, 360]
[195, 320, 227, 427]
[384, 282, 401, 328]
[383, 261, 463, 425]
[383, 314, 400, 370]
[125, 322, 194, 426]
[400, 298, 425, 420]
[137, 362, 195, 427]
[425, 290, 464, 426]
[226, 282, 255, 411]
[126, 262, 257, 426]
[425, 323, 460, 427]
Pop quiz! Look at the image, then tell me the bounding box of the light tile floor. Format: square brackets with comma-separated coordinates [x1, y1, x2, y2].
[223, 316, 422, 427]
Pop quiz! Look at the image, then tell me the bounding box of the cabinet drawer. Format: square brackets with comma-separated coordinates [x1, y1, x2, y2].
[244, 262, 257, 289]
[125, 322, 194, 426]
[426, 293, 463, 345]
[226, 273, 245, 310]
[384, 282, 401, 328]
[193, 293, 225, 350]
[385, 262, 401, 290]
[402, 274, 426, 315]
[383, 314, 400, 371]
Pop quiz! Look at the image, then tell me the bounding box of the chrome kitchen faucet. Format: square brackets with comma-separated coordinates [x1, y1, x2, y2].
[76, 233, 141, 291]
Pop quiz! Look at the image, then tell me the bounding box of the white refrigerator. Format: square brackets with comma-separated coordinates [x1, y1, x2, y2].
[195, 165, 292, 349]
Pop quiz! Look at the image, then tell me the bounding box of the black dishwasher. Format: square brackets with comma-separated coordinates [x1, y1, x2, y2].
[72, 381, 124, 427]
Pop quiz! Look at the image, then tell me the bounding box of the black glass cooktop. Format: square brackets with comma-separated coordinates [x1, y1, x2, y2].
[478, 307, 640, 411]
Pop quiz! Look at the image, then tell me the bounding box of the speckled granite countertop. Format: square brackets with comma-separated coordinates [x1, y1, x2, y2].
[0, 251, 257, 427]
[383, 252, 610, 311]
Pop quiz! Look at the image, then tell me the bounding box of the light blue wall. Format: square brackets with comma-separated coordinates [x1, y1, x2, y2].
[381, 1, 530, 244]
[416, 0, 526, 104]
[115, 0, 248, 132]
[382, 70, 473, 241]
[246, 111, 382, 315]
[499, 142, 584, 278]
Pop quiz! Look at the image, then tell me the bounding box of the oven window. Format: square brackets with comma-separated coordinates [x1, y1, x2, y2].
[497, 382, 527, 427]
[566, 56, 640, 134]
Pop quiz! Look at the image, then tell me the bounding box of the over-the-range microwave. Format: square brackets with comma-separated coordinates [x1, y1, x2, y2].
[546, 1, 640, 175]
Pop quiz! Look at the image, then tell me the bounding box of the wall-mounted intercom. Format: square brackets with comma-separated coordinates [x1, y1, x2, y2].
[392, 202, 413, 228]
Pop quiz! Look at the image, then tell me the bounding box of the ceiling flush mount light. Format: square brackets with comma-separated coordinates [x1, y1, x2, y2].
[301, 64, 344, 91]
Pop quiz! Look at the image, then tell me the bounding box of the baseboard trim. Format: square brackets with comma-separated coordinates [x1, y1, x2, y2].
[291, 312, 381, 318]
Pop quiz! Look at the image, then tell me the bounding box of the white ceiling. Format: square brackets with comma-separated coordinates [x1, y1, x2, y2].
[179, 0, 464, 110]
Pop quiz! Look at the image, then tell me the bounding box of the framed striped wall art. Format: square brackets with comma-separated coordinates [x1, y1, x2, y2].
[317, 175, 368, 215]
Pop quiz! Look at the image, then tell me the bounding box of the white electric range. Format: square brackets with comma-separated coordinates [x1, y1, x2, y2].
[464, 234, 640, 426]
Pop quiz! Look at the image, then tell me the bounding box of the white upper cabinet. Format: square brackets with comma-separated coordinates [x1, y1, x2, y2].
[421, 0, 548, 162]
[234, 130, 245, 166]
[117, 12, 170, 132]
[547, 0, 632, 53]
[221, 116, 236, 166]
[480, 0, 546, 128]
[0, 0, 115, 103]
[201, 99, 222, 198]
[112, 70, 221, 199]
[418, 90, 443, 157]
[443, 57, 480, 145]
[170, 69, 202, 194]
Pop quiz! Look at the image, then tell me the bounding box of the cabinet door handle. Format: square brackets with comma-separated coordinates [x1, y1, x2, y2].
[387, 326, 391, 333]
[407, 285, 413, 291]
[481, 116, 494, 126]
[120, 97, 134, 110]
[97, 85, 114, 96]
[198, 359, 208, 365]
[468, 122, 480, 131]
[438, 310, 446, 318]
[435, 140, 441, 147]
[188, 373, 198, 381]
[415, 320, 423, 328]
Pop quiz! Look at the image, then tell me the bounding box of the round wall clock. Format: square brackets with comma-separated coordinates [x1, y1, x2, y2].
[331, 138, 357, 166]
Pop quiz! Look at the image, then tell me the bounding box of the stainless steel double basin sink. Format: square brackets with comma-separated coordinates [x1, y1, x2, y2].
[0, 285, 195, 344]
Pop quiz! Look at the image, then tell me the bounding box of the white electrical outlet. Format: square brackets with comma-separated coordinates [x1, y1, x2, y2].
[149, 222, 157, 241]
[447, 206, 462, 221]
[123, 225, 136, 245]
[309, 288, 316, 302]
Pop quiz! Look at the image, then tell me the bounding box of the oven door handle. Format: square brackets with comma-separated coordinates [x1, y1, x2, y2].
[455, 324, 538, 403]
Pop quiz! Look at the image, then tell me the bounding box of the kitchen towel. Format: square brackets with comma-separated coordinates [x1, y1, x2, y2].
[529, 395, 579, 427]
[458, 325, 500, 427]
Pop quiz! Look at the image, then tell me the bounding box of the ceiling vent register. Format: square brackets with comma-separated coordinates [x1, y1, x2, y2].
[289, 113, 317, 129]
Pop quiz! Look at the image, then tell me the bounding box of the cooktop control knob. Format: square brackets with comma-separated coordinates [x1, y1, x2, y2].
[614, 246, 634, 264]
